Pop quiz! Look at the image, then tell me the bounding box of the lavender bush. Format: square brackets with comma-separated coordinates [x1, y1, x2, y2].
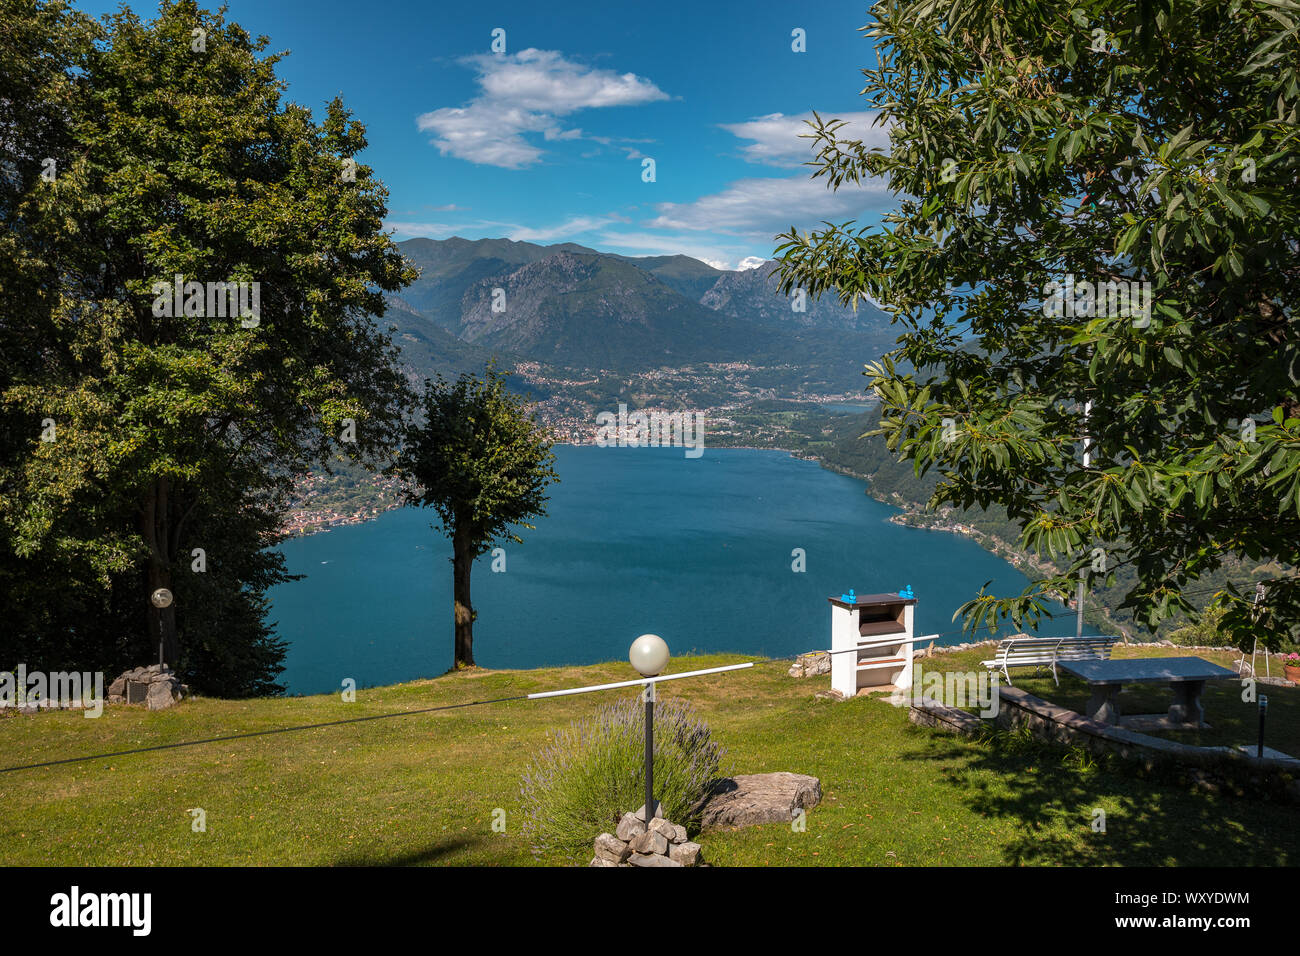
[519, 695, 726, 859]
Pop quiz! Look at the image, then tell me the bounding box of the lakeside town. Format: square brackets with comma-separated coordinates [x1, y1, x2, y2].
[281, 363, 873, 536]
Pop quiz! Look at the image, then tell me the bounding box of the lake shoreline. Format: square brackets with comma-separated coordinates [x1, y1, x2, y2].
[282, 442, 832, 539]
[277, 443, 1069, 635]
[271, 445, 1049, 694]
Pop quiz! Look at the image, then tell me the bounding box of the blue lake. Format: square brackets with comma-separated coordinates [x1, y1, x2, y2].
[268, 446, 1059, 695]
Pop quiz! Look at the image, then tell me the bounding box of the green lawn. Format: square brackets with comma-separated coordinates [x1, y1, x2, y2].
[2, 650, 1297, 866]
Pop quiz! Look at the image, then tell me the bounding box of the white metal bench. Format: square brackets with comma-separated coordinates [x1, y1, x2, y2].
[981, 636, 1118, 685]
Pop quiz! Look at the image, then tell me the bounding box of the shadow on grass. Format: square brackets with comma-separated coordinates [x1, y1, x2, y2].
[333, 835, 487, 867]
[902, 725, 1300, 866]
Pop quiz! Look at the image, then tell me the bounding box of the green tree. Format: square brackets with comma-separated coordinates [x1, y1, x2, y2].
[396, 364, 558, 669]
[776, 1, 1300, 647]
[1, 0, 412, 690]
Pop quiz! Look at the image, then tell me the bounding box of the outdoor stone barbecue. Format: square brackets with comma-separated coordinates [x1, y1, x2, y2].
[108, 664, 187, 710]
[590, 804, 704, 867]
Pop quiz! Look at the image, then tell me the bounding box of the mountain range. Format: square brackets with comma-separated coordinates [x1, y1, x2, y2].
[383, 237, 897, 384]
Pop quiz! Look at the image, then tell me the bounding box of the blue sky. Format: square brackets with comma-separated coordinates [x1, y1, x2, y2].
[79, 0, 895, 270]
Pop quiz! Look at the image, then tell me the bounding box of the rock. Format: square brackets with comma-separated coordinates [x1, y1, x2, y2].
[616, 812, 646, 842]
[670, 823, 687, 844]
[669, 841, 702, 865]
[108, 677, 126, 697]
[815, 689, 845, 701]
[593, 832, 631, 863]
[697, 772, 822, 831]
[145, 680, 177, 711]
[628, 852, 682, 867]
[634, 802, 664, 822]
[629, 830, 668, 855]
[648, 817, 678, 841]
[789, 651, 830, 678]
[589, 856, 619, 867]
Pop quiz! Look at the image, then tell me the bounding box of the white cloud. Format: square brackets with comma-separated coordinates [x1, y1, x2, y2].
[592, 229, 769, 271]
[385, 220, 469, 238]
[384, 217, 527, 240]
[645, 173, 891, 238]
[506, 216, 611, 242]
[472, 49, 668, 113]
[416, 50, 669, 169]
[720, 111, 892, 167]
[386, 214, 613, 246]
[737, 256, 768, 271]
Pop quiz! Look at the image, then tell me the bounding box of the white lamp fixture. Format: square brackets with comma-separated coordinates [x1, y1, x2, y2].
[150, 588, 173, 609]
[629, 634, 670, 677]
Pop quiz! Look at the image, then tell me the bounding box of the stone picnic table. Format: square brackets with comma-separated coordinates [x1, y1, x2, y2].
[1057, 656, 1238, 729]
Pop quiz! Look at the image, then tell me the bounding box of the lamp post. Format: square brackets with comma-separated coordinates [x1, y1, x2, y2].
[630, 634, 670, 821]
[1258, 695, 1269, 759]
[150, 588, 173, 667]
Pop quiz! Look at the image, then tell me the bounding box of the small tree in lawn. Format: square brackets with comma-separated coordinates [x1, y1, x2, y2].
[397, 363, 558, 669]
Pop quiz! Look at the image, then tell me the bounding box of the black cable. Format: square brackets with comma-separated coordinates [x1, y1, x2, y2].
[0, 693, 528, 774]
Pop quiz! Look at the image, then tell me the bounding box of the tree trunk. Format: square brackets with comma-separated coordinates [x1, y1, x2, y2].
[452, 529, 476, 668]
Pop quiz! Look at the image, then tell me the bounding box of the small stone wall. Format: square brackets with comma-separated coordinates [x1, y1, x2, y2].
[787, 651, 830, 678]
[908, 700, 984, 736]
[108, 665, 186, 711]
[911, 685, 1300, 804]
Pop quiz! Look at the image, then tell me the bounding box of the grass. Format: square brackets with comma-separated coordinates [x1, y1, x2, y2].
[2, 649, 1298, 866]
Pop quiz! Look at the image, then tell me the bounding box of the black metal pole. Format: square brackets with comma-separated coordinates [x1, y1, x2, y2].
[1258, 695, 1268, 758]
[644, 690, 655, 820]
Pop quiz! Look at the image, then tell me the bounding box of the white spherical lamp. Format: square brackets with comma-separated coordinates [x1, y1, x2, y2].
[150, 588, 174, 609]
[630, 634, 670, 677]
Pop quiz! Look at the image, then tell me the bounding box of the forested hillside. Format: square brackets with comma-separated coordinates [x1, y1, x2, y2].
[813, 407, 1281, 645]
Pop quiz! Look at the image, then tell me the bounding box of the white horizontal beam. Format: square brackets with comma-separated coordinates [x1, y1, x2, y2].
[823, 634, 940, 656]
[526, 662, 754, 700]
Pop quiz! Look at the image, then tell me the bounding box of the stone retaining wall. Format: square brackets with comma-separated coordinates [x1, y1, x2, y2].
[908, 700, 984, 736]
[913, 685, 1300, 804]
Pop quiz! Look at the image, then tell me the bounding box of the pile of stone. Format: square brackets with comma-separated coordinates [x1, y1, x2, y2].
[787, 651, 830, 679]
[590, 804, 703, 867]
[108, 665, 187, 711]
